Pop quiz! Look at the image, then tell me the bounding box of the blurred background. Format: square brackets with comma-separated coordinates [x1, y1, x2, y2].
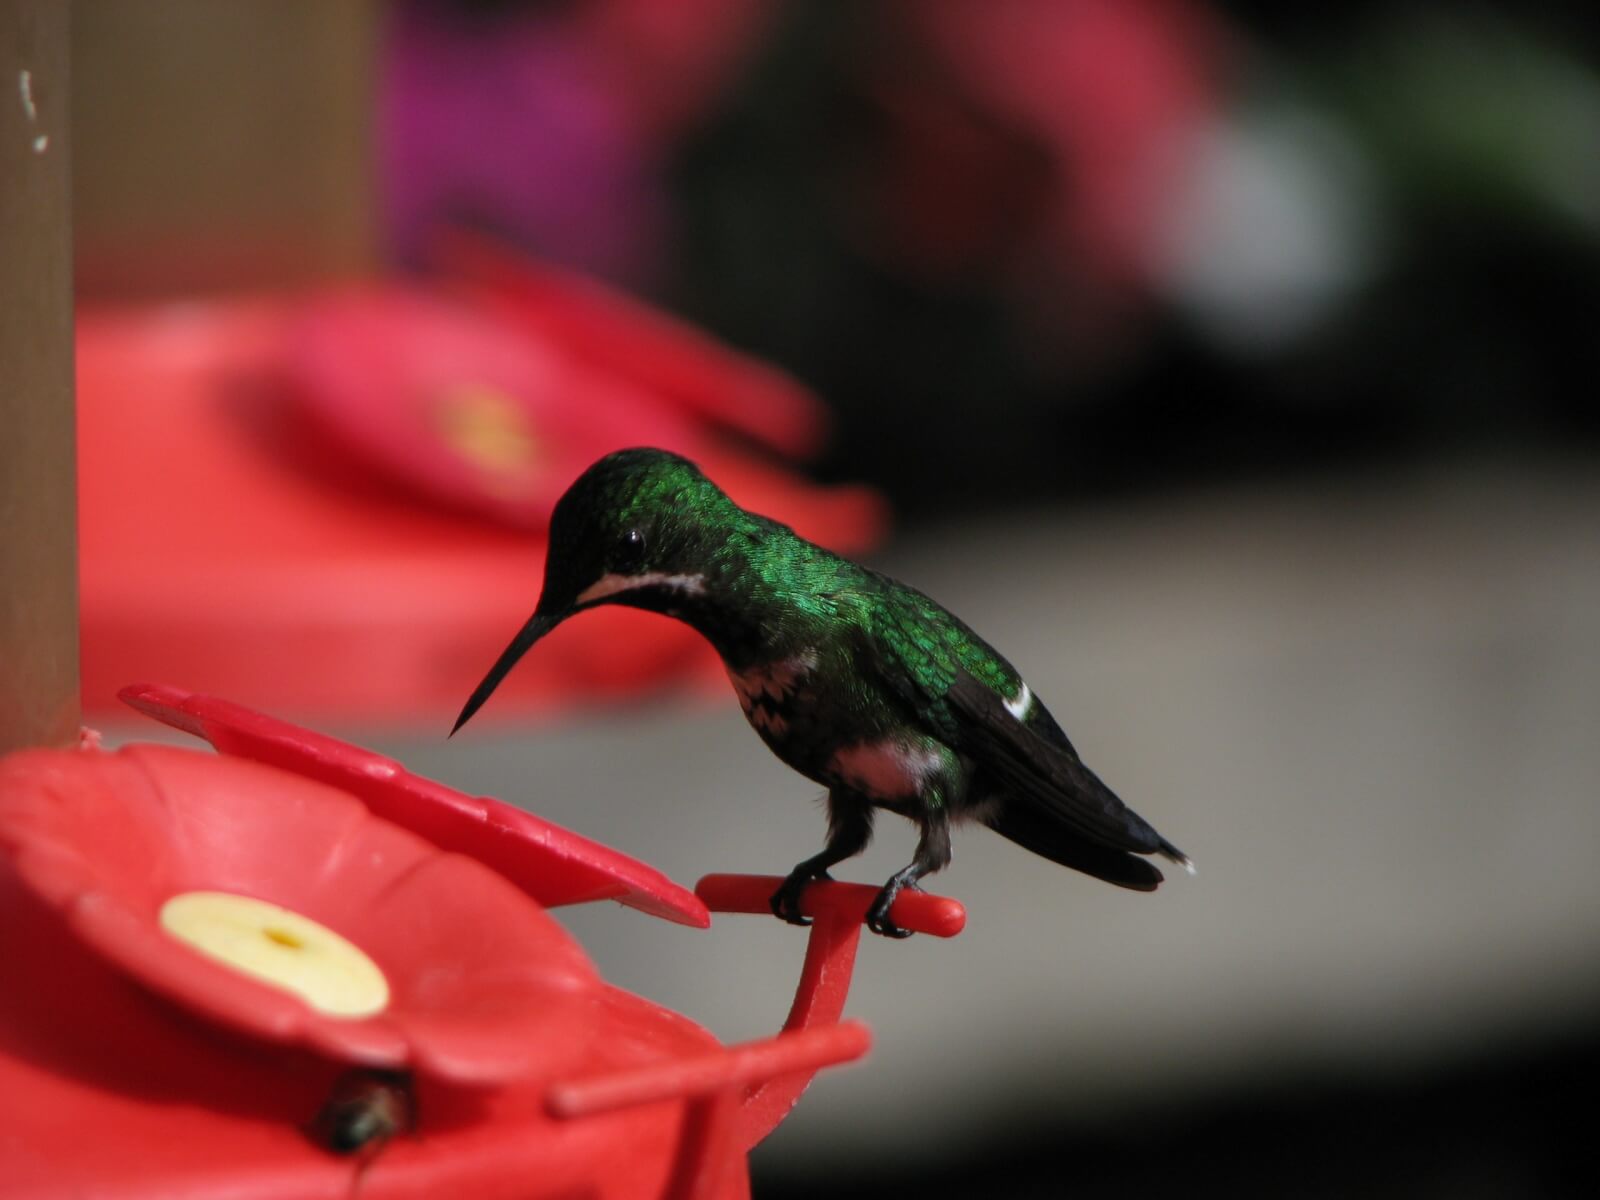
[68, 0, 1599, 1195]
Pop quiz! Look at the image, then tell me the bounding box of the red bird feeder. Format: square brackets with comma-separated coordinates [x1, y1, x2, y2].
[76, 237, 886, 725]
[0, 686, 964, 1197]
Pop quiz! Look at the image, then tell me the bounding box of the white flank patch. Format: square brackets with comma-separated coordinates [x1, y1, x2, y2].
[577, 571, 706, 605]
[830, 739, 945, 802]
[1004, 682, 1033, 721]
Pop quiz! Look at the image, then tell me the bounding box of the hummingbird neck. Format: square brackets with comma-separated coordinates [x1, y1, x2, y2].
[683, 597, 783, 667]
[616, 520, 839, 669]
[622, 575, 794, 669]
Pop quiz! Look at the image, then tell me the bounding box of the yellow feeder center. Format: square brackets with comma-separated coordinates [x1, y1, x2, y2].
[433, 383, 540, 492]
[159, 892, 390, 1018]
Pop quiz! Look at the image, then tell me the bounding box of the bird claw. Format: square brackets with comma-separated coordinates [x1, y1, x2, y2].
[866, 912, 913, 938]
[865, 883, 918, 939]
[770, 868, 833, 927]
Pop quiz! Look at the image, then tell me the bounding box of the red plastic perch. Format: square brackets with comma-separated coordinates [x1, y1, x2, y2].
[695, 874, 966, 1149]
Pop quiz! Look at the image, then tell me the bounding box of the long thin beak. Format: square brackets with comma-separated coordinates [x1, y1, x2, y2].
[450, 610, 565, 735]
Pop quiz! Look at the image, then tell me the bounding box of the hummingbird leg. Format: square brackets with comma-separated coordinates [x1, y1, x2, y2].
[867, 808, 952, 938]
[771, 792, 874, 926]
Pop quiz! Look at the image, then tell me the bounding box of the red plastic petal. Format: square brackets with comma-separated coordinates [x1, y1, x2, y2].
[120, 682, 712, 928]
[0, 857, 749, 1197]
[437, 229, 829, 459]
[285, 285, 709, 530]
[546, 1021, 871, 1118]
[0, 744, 598, 1084]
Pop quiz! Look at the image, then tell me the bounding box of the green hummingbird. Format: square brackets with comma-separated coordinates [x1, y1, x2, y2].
[454, 448, 1190, 937]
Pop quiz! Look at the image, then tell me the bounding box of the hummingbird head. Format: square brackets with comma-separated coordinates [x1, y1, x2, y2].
[452, 448, 741, 733]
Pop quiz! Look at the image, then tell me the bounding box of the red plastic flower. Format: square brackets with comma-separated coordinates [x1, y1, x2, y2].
[0, 742, 602, 1084]
[0, 685, 952, 1193]
[121, 682, 710, 927]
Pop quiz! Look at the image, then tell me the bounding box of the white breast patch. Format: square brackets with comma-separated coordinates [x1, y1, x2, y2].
[829, 739, 945, 801]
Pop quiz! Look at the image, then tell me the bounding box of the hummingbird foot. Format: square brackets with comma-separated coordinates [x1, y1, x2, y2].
[865, 879, 922, 939]
[770, 866, 835, 927]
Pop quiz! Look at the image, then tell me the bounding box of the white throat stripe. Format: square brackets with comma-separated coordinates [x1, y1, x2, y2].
[577, 571, 707, 605]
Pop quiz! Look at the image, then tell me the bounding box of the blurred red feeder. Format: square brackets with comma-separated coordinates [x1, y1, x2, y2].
[435, 229, 827, 460]
[77, 244, 886, 724]
[284, 285, 704, 531]
[0, 688, 965, 1197]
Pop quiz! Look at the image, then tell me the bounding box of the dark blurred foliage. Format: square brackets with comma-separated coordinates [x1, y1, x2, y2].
[661, 1, 1600, 518]
[389, 0, 1600, 519]
[755, 1025, 1597, 1199]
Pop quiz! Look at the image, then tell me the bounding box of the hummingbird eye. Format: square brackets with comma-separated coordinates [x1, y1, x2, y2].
[616, 527, 647, 572]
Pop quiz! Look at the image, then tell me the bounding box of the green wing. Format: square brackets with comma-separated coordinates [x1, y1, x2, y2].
[852, 572, 1015, 736]
[858, 575, 1187, 865]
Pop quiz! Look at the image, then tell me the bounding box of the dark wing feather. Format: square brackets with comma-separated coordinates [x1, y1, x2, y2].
[981, 801, 1166, 890]
[944, 672, 1181, 858]
[847, 581, 1187, 868]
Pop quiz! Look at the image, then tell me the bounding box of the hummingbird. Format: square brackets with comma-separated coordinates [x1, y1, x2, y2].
[453, 448, 1190, 937]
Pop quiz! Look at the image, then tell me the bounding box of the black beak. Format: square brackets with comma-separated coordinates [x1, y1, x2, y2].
[450, 609, 565, 735]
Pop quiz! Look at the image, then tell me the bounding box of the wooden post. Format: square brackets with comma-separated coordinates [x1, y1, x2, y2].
[0, 0, 77, 753]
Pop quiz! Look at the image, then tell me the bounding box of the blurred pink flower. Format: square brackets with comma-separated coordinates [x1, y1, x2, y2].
[381, 0, 774, 280]
[872, 0, 1223, 324]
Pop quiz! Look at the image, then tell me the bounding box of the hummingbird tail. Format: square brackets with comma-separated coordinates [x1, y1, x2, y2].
[985, 804, 1166, 891]
[1157, 836, 1196, 875]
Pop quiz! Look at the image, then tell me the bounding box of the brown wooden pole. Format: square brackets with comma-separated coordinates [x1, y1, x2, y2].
[1, 0, 77, 753]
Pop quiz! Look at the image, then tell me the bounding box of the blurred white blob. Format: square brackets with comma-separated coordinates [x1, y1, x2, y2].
[1153, 104, 1381, 355]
